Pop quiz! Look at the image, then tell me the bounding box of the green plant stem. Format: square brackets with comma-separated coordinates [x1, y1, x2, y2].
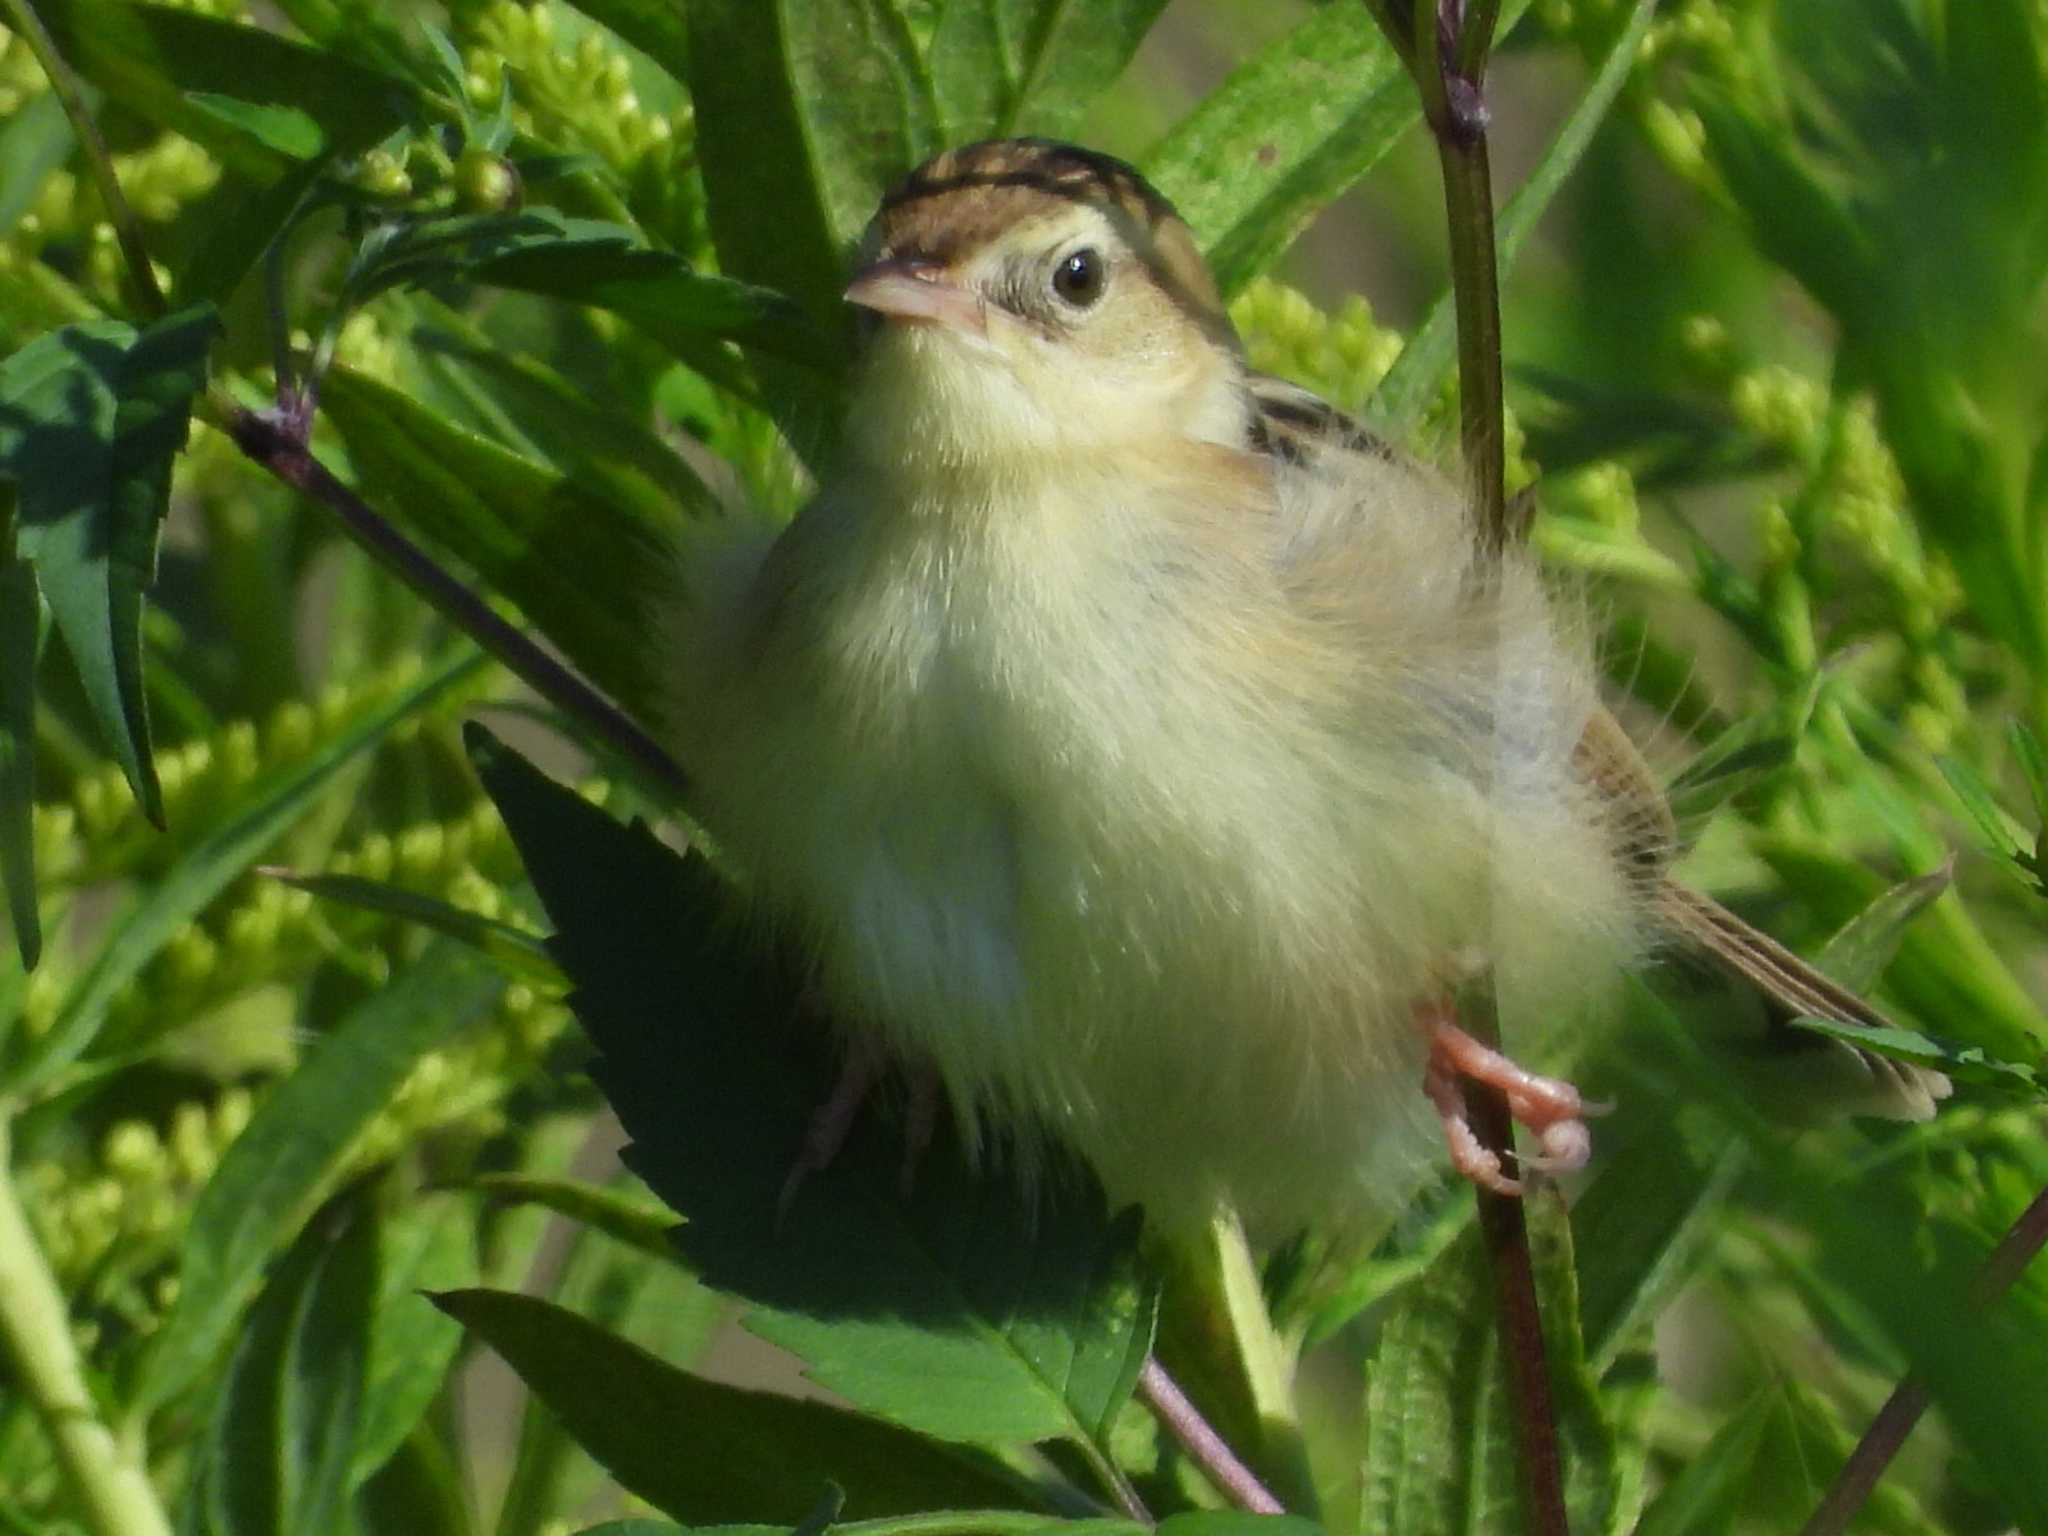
[0, 1117, 173, 1536]
[207, 394, 691, 800]
[0, 0, 166, 320]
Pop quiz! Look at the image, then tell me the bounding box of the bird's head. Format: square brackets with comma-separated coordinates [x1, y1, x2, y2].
[841, 139, 1252, 471]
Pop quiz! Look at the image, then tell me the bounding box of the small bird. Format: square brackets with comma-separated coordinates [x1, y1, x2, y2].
[661, 139, 1944, 1235]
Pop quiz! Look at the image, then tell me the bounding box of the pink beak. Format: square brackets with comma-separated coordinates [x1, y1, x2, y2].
[845, 257, 989, 341]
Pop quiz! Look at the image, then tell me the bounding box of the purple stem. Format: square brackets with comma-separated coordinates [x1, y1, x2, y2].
[1136, 1355, 1284, 1515]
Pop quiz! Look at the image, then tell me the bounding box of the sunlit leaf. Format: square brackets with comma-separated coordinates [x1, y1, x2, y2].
[434, 1287, 1028, 1521]
[137, 938, 504, 1412]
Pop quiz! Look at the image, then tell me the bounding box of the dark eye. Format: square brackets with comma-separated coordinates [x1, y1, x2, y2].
[1051, 247, 1105, 308]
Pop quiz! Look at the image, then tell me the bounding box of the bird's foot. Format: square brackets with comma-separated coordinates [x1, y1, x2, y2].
[1420, 1004, 1603, 1197]
[777, 1050, 942, 1223]
[778, 1049, 880, 1226]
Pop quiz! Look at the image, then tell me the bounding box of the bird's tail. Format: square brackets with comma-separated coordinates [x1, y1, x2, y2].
[1654, 878, 1951, 1121]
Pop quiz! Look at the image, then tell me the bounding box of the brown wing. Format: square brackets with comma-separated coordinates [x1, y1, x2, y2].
[1243, 375, 1950, 1121]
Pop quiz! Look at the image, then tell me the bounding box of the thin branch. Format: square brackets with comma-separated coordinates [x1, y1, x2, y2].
[0, 1117, 174, 1536]
[1137, 1355, 1284, 1514]
[209, 396, 691, 799]
[1461, 987, 1572, 1536]
[0, 0, 167, 319]
[1801, 1182, 2048, 1536]
[1359, 2, 1571, 1531]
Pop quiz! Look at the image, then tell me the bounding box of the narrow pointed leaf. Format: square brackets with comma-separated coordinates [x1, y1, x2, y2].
[204, 1188, 379, 1536]
[682, 1, 934, 336]
[466, 1173, 677, 1261]
[263, 868, 562, 987]
[927, 1, 1169, 142]
[0, 553, 43, 969]
[1630, 1391, 1767, 1536]
[136, 938, 503, 1413]
[1144, 5, 1411, 299]
[11, 647, 485, 1096]
[35, 0, 417, 185]
[463, 217, 839, 371]
[0, 306, 219, 829]
[353, 1191, 475, 1486]
[434, 1287, 1028, 1521]
[1815, 861, 1952, 993]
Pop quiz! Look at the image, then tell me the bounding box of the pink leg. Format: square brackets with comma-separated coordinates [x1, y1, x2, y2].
[778, 1050, 881, 1224]
[1419, 1000, 1600, 1197]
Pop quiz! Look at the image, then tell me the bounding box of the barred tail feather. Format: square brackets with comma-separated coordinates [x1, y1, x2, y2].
[1655, 879, 1951, 1120]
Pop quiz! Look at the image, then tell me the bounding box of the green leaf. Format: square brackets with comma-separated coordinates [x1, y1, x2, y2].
[1785, 1017, 2041, 1096]
[1814, 861, 1951, 993]
[1144, 5, 1411, 300]
[470, 725, 1160, 1456]
[9, 646, 485, 1097]
[682, 0, 932, 335]
[1362, 1193, 1622, 1535]
[1374, 0, 1658, 425]
[353, 1190, 476, 1487]
[0, 92, 76, 233]
[318, 368, 677, 722]
[467, 1173, 678, 1261]
[0, 553, 43, 970]
[463, 215, 840, 371]
[0, 305, 220, 830]
[204, 1185, 379, 1536]
[180, 91, 326, 159]
[495, 1212, 726, 1536]
[1797, 1171, 2048, 1533]
[408, 301, 721, 529]
[261, 867, 563, 987]
[433, 1287, 1030, 1522]
[926, 1, 1169, 142]
[136, 940, 505, 1413]
[35, 0, 418, 185]
[1629, 1390, 1767, 1536]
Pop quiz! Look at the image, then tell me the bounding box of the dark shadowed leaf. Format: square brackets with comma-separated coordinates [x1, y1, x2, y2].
[0, 552, 43, 970]
[434, 1287, 1029, 1521]
[0, 305, 220, 830]
[469, 724, 1160, 1457]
